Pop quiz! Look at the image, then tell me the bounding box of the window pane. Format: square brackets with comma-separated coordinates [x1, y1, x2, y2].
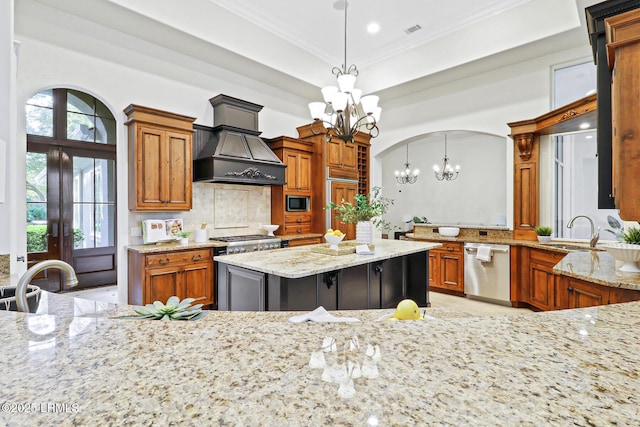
[67, 90, 95, 115]
[95, 117, 116, 145]
[67, 112, 95, 141]
[94, 159, 116, 202]
[73, 203, 94, 249]
[26, 105, 53, 137]
[27, 90, 53, 108]
[73, 157, 95, 203]
[95, 98, 111, 118]
[26, 152, 48, 253]
[95, 204, 115, 247]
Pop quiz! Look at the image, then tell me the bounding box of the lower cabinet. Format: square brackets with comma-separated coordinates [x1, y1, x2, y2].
[428, 242, 464, 294]
[286, 237, 322, 247]
[128, 248, 214, 306]
[217, 251, 428, 311]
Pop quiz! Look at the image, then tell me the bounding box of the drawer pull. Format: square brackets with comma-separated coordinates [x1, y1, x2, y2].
[297, 218, 302, 223]
[192, 255, 202, 261]
[159, 258, 170, 265]
[297, 228, 302, 233]
[568, 287, 574, 292]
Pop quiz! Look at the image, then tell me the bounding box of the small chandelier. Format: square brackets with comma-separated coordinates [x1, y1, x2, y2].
[433, 134, 460, 181]
[395, 144, 419, 184]
[308, 1, 381, 143]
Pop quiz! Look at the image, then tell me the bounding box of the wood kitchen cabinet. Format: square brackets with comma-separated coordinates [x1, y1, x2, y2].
[326, 138, 357, 178]
[527, 249, 565, 311]
[267, 136, 315, 236]
[128, 248, 214, 307]
[606, 9, 640, 220]
[286, 237, 322, 247]
[427, 242, 464, 294]
[328, 180, 358, 240]
[124, 104, 196, 211]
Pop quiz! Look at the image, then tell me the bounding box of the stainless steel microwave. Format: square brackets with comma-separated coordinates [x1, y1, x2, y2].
[286, 195, 310, 212]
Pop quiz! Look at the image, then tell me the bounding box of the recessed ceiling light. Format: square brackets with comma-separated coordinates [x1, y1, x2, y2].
[367, 22, 380, 34]
[585, 135, 593, 139]
[579, 122, 590, 129]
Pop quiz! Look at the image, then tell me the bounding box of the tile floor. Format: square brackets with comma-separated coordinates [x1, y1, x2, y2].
[64, 286, 532, 316]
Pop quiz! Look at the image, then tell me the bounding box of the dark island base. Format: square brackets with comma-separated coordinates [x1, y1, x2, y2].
[218, 251, 429, 311]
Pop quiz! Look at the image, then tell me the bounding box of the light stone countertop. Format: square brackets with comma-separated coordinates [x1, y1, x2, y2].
[215, 239, 441, 278]
[0, 291, 639, 426]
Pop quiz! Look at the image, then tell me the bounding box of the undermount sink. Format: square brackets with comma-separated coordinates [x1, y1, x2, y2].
[541, 243, 594, 252]
[0, 285, 42, 312]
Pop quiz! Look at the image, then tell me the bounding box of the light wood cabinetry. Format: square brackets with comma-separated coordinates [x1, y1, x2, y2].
[527, 249, 566, 311]
[267, 136, 315, 236]
[606, 9, 640, 220]
[329, 180, 358, 240]
[286, 237, 322, 247]
[124, 105, 196, 211]
[296, 123, 371, 234]
[128, 248, 214, 307]
[564, 277, 609, 309]
[427, 242, 464, 294]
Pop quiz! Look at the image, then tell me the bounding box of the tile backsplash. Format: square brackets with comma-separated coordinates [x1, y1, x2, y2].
[128, 182, 271, 244]
[0, 254, 9, 276]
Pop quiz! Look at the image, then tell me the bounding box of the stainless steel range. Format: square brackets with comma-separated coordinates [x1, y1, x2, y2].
[210, 234, 284, 255]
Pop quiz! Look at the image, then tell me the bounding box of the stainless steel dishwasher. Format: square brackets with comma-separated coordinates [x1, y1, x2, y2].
[464, 243, 511, 304]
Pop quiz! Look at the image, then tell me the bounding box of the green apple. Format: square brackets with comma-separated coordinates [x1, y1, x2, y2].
[393, 299, 421, 320]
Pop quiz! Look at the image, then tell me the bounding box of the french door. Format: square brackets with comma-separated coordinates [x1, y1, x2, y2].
[26, 88, 117, 292]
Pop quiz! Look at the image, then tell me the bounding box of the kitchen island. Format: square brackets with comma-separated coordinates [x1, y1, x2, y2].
[215, 239, 440, 311]
[0, 289, 638, 426]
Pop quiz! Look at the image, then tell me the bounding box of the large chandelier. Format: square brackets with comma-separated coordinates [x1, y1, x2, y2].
[395, 144, 419, 184]
[308, 1, 381, 143]
[433, 134, 460, 181]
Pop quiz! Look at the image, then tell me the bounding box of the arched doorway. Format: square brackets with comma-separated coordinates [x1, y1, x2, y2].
[25, 88, 117, 292]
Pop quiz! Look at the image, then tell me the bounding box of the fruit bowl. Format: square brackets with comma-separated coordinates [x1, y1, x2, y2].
[601, 243, 640, 272]
[262, 224, 279, 236]
[324, 233, 345, 250]
[439, 227, 460, 237]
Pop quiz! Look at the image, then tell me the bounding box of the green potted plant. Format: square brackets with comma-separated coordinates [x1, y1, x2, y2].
[325, 186, 394, 244]
[534, 225, 553, 243]
[178, 231, 191, 245]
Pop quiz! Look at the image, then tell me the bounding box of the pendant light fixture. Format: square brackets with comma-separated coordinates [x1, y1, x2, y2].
[395, 143, 419, 184]
[308, 0, 381, 143]
[433, 134, 460, 181]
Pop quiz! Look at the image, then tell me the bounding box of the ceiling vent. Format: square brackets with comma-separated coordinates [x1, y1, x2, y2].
[405, 24, 422, 35]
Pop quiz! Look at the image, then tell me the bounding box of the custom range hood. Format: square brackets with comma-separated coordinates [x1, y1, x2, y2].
[193, 94, 285, 185]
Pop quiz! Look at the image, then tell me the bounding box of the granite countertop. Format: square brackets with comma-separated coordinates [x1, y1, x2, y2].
[127, 240, 226, 254]
[215, 239, 441, 278]
[0, 291, 638, 425]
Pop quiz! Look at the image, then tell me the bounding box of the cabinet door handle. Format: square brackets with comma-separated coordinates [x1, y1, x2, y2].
[159, 258, 170, 265]
[297, 218, 302, 223]
[297, 228, 302, 233]
[568, 287, 574, 292]
[192, 255, 202, 261]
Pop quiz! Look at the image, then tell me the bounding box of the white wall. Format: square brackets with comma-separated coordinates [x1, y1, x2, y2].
[381, 131, 507, 231]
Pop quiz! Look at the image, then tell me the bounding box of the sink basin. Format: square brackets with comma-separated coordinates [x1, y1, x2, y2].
[0, 285, 42, 312]
[541, 243, 592, 252]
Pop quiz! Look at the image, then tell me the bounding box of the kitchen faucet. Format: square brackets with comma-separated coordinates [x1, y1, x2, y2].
[567, 215, 600, 248]
[15, 260, 78, 312]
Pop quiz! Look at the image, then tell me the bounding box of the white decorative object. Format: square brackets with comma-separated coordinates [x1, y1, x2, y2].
[180, 237, 189, 245]
[324, 233, 345, 250]
[439, 227, 460, 237]
[262, 224, 279, 236]
[537, 236, 551, 243]
[356, 221, 374, 244]
[194, 229, 207, 243]
[601, 243, 640, 273]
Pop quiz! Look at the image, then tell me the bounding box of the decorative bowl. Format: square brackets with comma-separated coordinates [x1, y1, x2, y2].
[601, 243, 640, 273]
[0, 285, 42, 312]
[438, 227, 460, 237]
[262, 224, 279, 236]
[324, 233, 345, 250]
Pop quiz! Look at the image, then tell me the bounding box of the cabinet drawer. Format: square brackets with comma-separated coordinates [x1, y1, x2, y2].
[145, 249, 211, 267]
[431, 242, 463, 253]
[530, 248, 565, 265]
[284, 214, 312, 225]
[287, 237, 322, 247]
[284, 224, 313, 235]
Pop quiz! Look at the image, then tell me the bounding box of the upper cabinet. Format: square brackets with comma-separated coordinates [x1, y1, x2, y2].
[124, 105, 196, 211]
[606, 9, 640, 220]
